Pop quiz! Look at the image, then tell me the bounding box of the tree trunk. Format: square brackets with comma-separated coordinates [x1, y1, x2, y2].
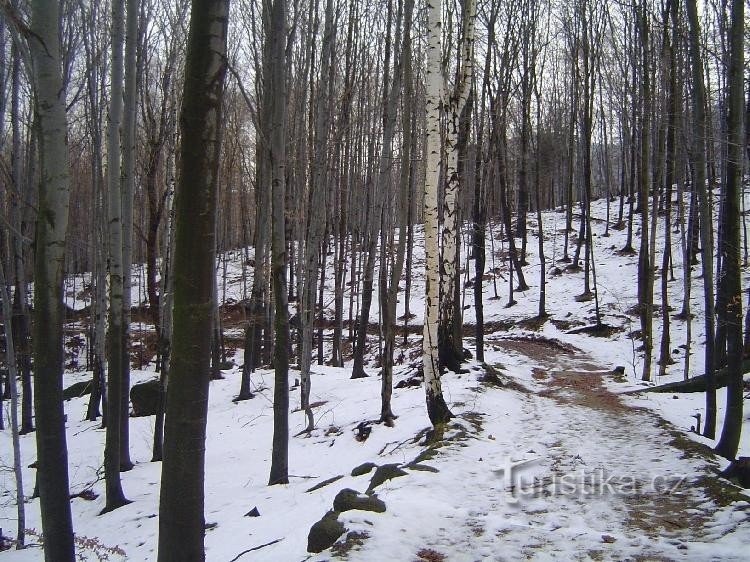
[0, 260, 26, 548]
[29, 0, 76, 556]
[686, 0, 717, 438]
[423, 0, 453, 426]
[438, 0, 476, 372]
[267, 0, 290, 487]
[118, 0, 138, 473]
[103, 0, 129, 513]
[637, 2, 653, 382]
[157, 0, 228, 559]
[715, 0, 744, 460]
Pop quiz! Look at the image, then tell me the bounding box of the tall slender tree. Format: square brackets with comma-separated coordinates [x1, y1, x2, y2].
[438, 0, 477, 372]
[267, 0, 290, 486]
[422, 0, 454, 425]
[102, 0, 130, 513]
[685, 0, 717, 437]
[28, 0, 76, 557]
[157, 0, 229, 559]
[714, 0, 744, 459]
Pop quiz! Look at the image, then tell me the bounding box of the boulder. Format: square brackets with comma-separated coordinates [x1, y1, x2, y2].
[333, 488, 386, 514]
[351, 462, 377, 477]
[63, 380, 92, 401]
[307, 510, 346, 553]
[367, 463, 407, 492]
[130, 379, 161, 417]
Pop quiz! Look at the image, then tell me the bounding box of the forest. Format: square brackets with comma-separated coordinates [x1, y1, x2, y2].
[0, 0, 748, 560]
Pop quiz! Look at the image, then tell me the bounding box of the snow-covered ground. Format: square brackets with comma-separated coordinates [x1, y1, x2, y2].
[2, 194, 749, 561]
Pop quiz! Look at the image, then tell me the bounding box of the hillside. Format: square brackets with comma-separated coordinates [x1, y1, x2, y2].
[1, 196, 749, 561]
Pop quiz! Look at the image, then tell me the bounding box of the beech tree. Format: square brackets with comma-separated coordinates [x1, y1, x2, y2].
[27, 0, 76, 557]
[714, 0, 744, 460]
[266, 0, 290, 486]
[685, 0, 717, 437]
[157, 0, 229, 559]
[103, 0, 130, 514]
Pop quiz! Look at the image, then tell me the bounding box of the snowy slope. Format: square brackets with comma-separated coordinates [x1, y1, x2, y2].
[1, 194, 749, 561]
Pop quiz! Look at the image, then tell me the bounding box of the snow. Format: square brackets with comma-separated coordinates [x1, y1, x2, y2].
[1, 193, 749, 560]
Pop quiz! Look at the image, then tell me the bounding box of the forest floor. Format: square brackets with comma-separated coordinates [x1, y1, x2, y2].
[2, 195, 750, 560]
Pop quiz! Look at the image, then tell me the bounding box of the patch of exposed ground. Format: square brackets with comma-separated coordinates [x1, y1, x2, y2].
[505, 336, 749, 550]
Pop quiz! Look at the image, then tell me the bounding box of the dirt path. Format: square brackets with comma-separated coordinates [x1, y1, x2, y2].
[332, 337, 749, 561]
[488, 338, 750, 560]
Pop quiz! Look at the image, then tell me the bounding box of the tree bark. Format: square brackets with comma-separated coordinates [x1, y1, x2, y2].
[686, 0, 717, 438]
[157, 0, 228, 559]
[103, 0, 129, 513]
[423, 0, 453, 426]
[28, 0, 76, 556]
[715, 0, 744, 460]
[267, 0, 290, 486]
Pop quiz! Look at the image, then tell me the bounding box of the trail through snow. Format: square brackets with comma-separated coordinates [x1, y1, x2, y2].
[330, 341, 749, 562]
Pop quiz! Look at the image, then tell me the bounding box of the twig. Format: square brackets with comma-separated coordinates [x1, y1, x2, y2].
[228, 538, 283, 562]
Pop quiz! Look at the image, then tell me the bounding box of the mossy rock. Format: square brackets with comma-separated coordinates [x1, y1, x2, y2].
[63, 380, 92, 401]
[367, 463, 408, 492]
[130, 379, 160, 417]
[307, 510, 346, 553]
[351, 462, 377, 477]
[333, 488, 386, 513]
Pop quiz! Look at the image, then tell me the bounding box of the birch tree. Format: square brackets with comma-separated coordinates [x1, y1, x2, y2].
[423, 0, 455, 425]
[438, 0, 476, 372]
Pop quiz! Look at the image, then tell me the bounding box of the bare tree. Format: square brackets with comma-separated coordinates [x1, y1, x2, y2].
[157, 0, 229, 558]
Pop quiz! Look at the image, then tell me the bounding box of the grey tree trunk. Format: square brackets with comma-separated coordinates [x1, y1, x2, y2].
[10, 39, 33, 434]
[381, 0, 415, 425]
[103, 0, 130, 513]
[299, 0, 335, 431]
[637, 2, 653, 382]
[118, 0, 138, 473]
[0, 259, 26, 548]
[686, 0, 717, 437]
[157, 0, 229, 559]
[28, 0, 76, 556]
[715, 0, 744, 460]
[267, 0, 290, 486]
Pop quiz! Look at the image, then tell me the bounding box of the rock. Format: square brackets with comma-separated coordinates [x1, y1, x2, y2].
[63, 380, 92, 401]
[367, 463, 407, 492]
[406, 463, 439, 473]
[395, 375, 422, 389]
[354, 422, 371, 442]
[244, 506, 260, 517]
[351, 462, 377, 477]
[333, 488, 386, 514]
[130, 379, 161, 417]
[307, 510, 346, 553]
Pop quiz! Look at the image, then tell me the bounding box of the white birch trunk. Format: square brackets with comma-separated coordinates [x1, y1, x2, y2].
[438, 0, 476, 369]
[422, 0, 452, 425]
